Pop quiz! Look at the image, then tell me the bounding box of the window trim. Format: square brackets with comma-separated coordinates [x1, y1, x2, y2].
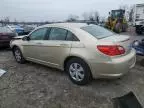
[65, 30, 69, 40]
[28, 27, 49, 40]
[66, 31, 80, 41]
[44, 27, 51, 40]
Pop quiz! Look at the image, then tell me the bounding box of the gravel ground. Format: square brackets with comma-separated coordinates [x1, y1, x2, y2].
[0, 30, 144, 108]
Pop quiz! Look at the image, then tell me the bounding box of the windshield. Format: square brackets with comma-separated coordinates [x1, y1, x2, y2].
[111, 10, 125, 18]
[81, 25, 114, 39]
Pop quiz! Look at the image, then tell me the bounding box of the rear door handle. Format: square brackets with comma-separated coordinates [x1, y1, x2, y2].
[55, 44, 61, 47]
[60, 44, 68, 46]
[36, 42, 42, 45]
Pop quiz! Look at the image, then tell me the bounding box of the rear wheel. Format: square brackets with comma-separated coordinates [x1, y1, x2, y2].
[13, 47, 26, 64]
[66, 58, 92, 85]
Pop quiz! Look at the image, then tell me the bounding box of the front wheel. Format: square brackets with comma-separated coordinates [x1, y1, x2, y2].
[13, 47, 26, 64]
[66, 58, 92, 85]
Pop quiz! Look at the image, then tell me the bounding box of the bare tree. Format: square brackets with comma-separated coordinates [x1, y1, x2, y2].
[82, 11, 100, 23]
[0, 19, 4, 26]
[94, 11, 99, 23]
[129, 6, 134, 22]
[82, 12, 89, 20]
[88, 11, 95, 21]
[66, 14, 79, 22]
[5, 17, 10, 24]
[1, 17, 10, 25]
[100, 16, 106, 23]
[119, 4, 131, 21]
[14, 18, 18, 25]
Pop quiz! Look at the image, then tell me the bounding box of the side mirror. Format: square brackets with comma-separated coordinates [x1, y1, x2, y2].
[22, 36, 30, 41]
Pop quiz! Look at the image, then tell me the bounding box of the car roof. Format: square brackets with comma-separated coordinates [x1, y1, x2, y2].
[41, 23, 88, 29]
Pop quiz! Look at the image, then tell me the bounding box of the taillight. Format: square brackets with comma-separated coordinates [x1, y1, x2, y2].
[97, 45, 125, 56]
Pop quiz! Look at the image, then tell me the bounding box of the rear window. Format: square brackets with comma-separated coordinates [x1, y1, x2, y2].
[81, 25, 114, 39]
[0, 27, 12, 33]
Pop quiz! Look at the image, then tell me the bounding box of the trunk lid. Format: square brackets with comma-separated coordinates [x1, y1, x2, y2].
[100, 35, 131, 54]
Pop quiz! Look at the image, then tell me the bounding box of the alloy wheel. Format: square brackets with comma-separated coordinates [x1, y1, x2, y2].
[69, 63, 85, 81]
[14, 49, 21, 62]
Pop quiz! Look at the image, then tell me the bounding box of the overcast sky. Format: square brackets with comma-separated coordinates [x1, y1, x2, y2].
[0, 0, 143, 22]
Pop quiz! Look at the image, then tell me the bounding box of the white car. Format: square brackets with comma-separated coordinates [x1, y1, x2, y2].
[11, 23, 136, 85]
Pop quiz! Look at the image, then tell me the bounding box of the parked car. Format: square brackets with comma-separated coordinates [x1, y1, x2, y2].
[0, 26, 17, 48]
[10, 23, 136, 85]
[22, 25, 35, 35]
[7, 25, 24, 35]
[132, 39, 144, 56]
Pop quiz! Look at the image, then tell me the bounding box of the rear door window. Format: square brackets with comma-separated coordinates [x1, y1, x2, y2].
[66, 31, 79, 41]
[48, 27, 67, 40]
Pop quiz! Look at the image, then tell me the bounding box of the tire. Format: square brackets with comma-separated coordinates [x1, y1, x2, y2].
[13, 47, 26, 64]
[66, 58, 92, 85]
[122, 23, 128, 32]
[140, 59, 144, 66]
[114, 23, 122, 33]
[136, 27, 142, 35]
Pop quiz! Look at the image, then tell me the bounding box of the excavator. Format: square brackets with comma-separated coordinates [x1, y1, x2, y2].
[105, 9, 128, 33]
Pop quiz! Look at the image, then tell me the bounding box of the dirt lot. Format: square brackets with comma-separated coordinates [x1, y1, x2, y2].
[0, 30, 144, 108]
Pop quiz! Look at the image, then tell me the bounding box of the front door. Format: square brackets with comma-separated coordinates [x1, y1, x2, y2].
[22, 27, 48, 61]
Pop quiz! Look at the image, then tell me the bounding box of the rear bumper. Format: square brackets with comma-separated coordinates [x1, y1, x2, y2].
[88, 49, 136, 79]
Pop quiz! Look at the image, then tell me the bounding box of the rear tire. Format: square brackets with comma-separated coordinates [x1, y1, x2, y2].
[114, 23, 122, 33]
[66, 58, 92, 85]
[140, 59, 144, 66]
[136, 26, 143, 35]
[122, 23, 128, 32]
[13, 47, 26, 64]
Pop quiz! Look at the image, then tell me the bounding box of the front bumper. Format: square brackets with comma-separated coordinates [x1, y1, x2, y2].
[89, 49, 136, 79]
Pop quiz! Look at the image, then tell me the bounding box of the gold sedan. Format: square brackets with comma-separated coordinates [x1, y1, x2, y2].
[10, 23, 136, 85]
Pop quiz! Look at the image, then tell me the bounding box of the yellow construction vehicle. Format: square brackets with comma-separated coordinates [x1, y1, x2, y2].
[105, 9, 128, 33]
